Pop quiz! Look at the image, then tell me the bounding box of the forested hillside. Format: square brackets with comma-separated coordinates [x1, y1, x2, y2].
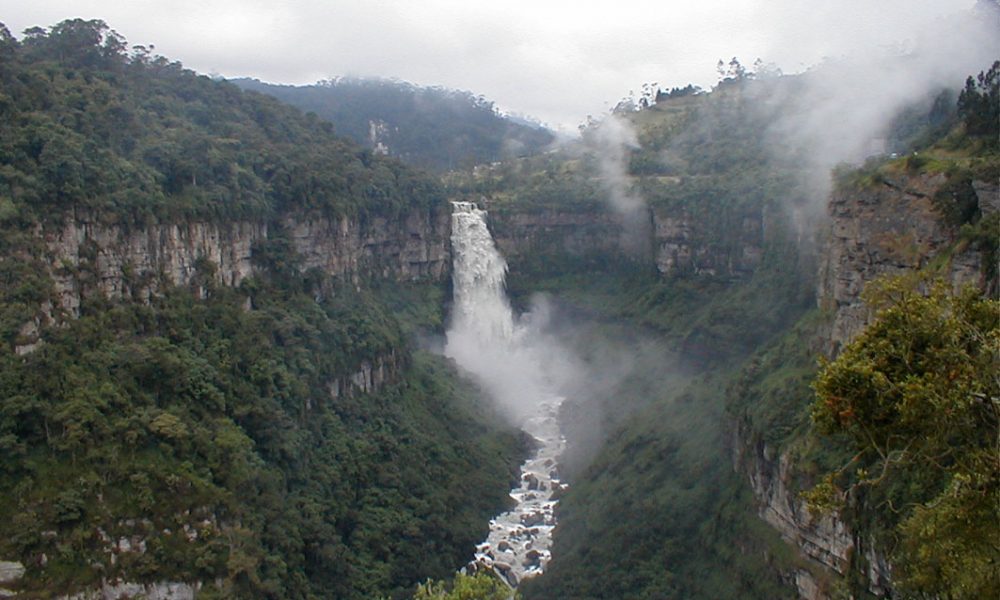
[0, 19, 527, 599]
[0, 20, 443, 225]
[232, 78, 554, 172]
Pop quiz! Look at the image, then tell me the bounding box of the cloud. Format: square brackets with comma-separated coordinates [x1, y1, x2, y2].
[0, 0, 986, 131]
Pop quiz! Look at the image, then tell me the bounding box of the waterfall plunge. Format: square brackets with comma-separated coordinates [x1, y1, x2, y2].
[445, 201, 549, 423]
[445, 201, 567, 587]
[447, 201, 515, 354]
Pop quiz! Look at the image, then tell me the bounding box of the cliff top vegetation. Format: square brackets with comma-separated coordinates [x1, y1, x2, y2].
[232, 77, 554, 173]
[0, 19, 444, 227]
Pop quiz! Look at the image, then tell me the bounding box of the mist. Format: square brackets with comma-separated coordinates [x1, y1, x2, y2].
[444, 202, 586, 424]
[758, 0, 1000, 201]
[582, 115, 653, 258]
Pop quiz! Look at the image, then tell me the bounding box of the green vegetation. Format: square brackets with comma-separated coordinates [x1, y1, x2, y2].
[414, 572, 515, 600]
[450, 153, 607, 215]
[808, 277, 999, 599]
[0, 18, 527, 599]
[0, 265, 527, 598]
[0, 19, 444, 225]
[233, 78, 553, 173]
[728, 310, 830, 451]
[957, 60, 999, 149]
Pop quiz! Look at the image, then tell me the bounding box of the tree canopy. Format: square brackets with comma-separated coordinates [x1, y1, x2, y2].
[0, 19, 444, 225]
[810, 276, 999, 599]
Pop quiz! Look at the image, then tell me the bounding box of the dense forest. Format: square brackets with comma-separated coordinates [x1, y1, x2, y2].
[232, 78, 554, 172]
[0, 20, 444, 225]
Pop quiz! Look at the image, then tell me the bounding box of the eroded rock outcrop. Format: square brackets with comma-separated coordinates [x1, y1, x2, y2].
[739, 172, 996, 599]
[60, 582, 197, 600]
[818, 174, 990, 351]
[282, 209, 449, 282]
[327, 350, 403, 401]
[41, 207, 448, 320]
[44, 218, 266, 317]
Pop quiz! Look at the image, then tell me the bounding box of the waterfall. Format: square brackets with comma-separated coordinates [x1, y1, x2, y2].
[447, 201, 515, 350]
[445, 200, 567, 588]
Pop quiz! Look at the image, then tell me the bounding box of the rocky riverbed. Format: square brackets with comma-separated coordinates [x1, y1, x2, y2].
[470, 392, 566, 588]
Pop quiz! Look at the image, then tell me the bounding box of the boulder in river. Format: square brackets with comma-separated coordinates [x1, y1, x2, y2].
[524, 549, 543, 567]
[520, 512, 545, 527]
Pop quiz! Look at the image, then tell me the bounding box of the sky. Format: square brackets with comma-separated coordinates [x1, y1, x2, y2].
[0, 0, 989, 132]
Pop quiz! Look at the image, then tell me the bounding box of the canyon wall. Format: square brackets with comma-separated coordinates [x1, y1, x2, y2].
[13, 206, 449, 355]
[737, 173, 997, 599]
[818, 173, 995, 351]
[484, 199, 771, 280]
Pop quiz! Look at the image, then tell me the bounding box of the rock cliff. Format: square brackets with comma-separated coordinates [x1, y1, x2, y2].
[733, 424, 850, 599]
[652, 206, 767, 277]
[483, 203, 626, 263]
[818, 173, 993, 351]
[739, 172, 998, 599]
[15, 206, 449, 354]
[483, 200, 772, 280]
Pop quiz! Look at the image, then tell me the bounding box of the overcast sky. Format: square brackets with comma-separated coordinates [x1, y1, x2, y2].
[0, 1, 988, 131]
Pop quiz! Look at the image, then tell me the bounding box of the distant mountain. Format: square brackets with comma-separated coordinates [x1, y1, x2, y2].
[232, 77, 554, 172]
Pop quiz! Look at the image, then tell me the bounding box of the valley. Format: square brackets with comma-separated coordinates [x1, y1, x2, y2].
[0, 13, 997, 600]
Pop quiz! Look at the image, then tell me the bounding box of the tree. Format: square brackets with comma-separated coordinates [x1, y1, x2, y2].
[414, 572, 516, 600]
[810, 275, 999, 599]
[957, 60, 1000, 146]
[716, 57, 748, 83]
[22, 19, 127, 68]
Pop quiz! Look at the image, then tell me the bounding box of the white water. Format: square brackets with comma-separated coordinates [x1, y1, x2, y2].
[445, 201, 567, 588]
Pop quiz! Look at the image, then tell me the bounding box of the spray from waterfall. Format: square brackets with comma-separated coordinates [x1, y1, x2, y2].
[445, 201, 575, 422]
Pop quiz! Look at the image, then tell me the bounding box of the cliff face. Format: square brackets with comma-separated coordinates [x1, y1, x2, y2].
[652, 206, 766, 278]
[284, 209, 449, 282]
[818, 173, 992, 350]
[733, 424, 851, 600]
[31, 206, 448, 323]
[738, 173, 998, 599]
[483, 200, 773, 281]
[483, 204, 625, 262]
[734, 420, 897, 600]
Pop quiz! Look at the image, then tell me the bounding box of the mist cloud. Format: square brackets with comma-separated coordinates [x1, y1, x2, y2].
[582, 115, 653, 258]
[587, 116, 644, 214]
[763, 2, 999, 180]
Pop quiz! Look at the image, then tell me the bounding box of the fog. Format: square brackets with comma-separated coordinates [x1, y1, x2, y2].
[584, 116, 652, 258]
[758, 1, 1000, 200]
